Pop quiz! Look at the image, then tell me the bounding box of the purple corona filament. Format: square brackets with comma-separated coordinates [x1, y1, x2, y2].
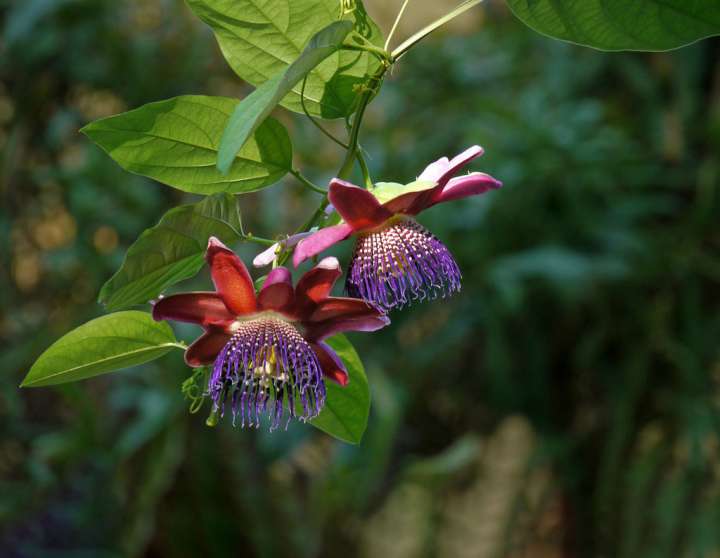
[346, 219, 461, 311]
[208, 318, 326, 431]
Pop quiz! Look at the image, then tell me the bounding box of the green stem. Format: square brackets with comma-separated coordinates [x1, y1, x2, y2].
[342, 41, 392, 64]
[356, 147, 373, 188]
[300, 76, 349, 149]
[239, 233, 276, 247]
[391, 0, 484, 60]
[337, 65, 388, 180]
[384, 0, 411, 51]
[290, 169, 327, 194]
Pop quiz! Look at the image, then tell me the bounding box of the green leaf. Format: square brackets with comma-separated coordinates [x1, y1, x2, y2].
[217, 20, 353, 173]
[99, 194, 241, 311]
[186, 0, 383, 118]
[310, 334, 370, 444]
[371, 180, 437, 204]
[505, 0, 720, 51]
[81, 95, 292, 194]
[21, 311, 181, 387]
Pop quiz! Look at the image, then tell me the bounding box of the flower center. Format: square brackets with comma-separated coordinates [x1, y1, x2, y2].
[208, 317, 325, 431]
[346, 217, 461, 311]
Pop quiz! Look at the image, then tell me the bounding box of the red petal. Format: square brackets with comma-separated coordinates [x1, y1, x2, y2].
[304, 314, 390, 341]
[206, 237, 257, 315]
[329, 178, 393, 231]
[152, 292, 234, 327]
[311, 342, 348, 386]
[257, 267, 295, 313]
[294, 257, 342, 315]
[185, 329, 231, 367]
[308, 297, 380, 322]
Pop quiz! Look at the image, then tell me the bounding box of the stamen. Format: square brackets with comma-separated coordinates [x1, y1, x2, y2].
[208, 318, 326, 431]
[346, 218, 461, 312]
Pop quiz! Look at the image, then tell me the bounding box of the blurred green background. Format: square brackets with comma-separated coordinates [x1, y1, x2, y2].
[2, 1, 720, 557]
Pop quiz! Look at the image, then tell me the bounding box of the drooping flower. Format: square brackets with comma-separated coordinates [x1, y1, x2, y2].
[153, 237, 389, 430]
[293, 146, 502, 311]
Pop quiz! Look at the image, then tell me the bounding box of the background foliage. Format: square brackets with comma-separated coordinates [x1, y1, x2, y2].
[1, 1, 719, 556]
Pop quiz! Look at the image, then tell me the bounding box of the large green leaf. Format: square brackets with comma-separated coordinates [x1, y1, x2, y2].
[99, 194, 241, 311]
[217, 20, 352, 173]
[310, 334, 370, 444]
[81, 95, 292, 194]
[186, 0, 383, 118]
[506, 0, 720, 51]
[21, 312, 181, 387]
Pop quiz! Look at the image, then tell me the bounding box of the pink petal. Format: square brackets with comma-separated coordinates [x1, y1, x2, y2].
[152, 292, 234, 328]
[257, 267, 294, 313]
[417, 156, 450, 182]
[432, 172, 503, 205]
[206, 237, 257, 315]
[292, 223, 353, 267]
[308, 297, 381, 323]
[311, 342, 348, 386]
[304, 314, 390, 342]
[185, 329, 231, 367]
[418, 145, 484, 186]
[328, 178, 393, 231]
[294, 257, 342, 315]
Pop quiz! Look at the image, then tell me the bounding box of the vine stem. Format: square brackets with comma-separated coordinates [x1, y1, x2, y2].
[239, 233, 276, 246]
[391, 0, 484, 60]
[356, 147, 373, 188]
[337, 64, 389, 180]
[385, 0, 412, 51]
[300, 76, 349, 148]
[290, 168, 327, 194]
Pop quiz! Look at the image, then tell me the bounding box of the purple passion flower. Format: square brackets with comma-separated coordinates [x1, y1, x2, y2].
[153, 238, 389, 430]
[293, 146, 502, 312]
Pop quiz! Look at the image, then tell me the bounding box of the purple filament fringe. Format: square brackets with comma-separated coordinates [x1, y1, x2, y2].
[346, 219, 461, 312]
[208, 318, 326, 431]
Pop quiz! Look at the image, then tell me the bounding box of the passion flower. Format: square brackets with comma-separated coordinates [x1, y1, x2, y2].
[293, 146, 502, 311]
[153, 238, 389, 430]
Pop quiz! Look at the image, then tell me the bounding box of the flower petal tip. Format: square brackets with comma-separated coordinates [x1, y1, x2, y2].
[205, 236, 235, 262]
[328, 177, 359, 190]
[291, 249, 305, 268]
[253, 243, 279, 268]
[207, 236, 226, 250]
[317, 256, 340, 271]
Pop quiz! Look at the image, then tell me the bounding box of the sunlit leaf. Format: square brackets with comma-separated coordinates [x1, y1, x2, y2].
[217, 20, 353, 173]
[81, 95, 292, 194]
[506, 0, 720, 51]
[99, 194, 241, 311]
[186, 0, 383, 118]
[310, 334, 370, 444]
[21, 312, 181, 387]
